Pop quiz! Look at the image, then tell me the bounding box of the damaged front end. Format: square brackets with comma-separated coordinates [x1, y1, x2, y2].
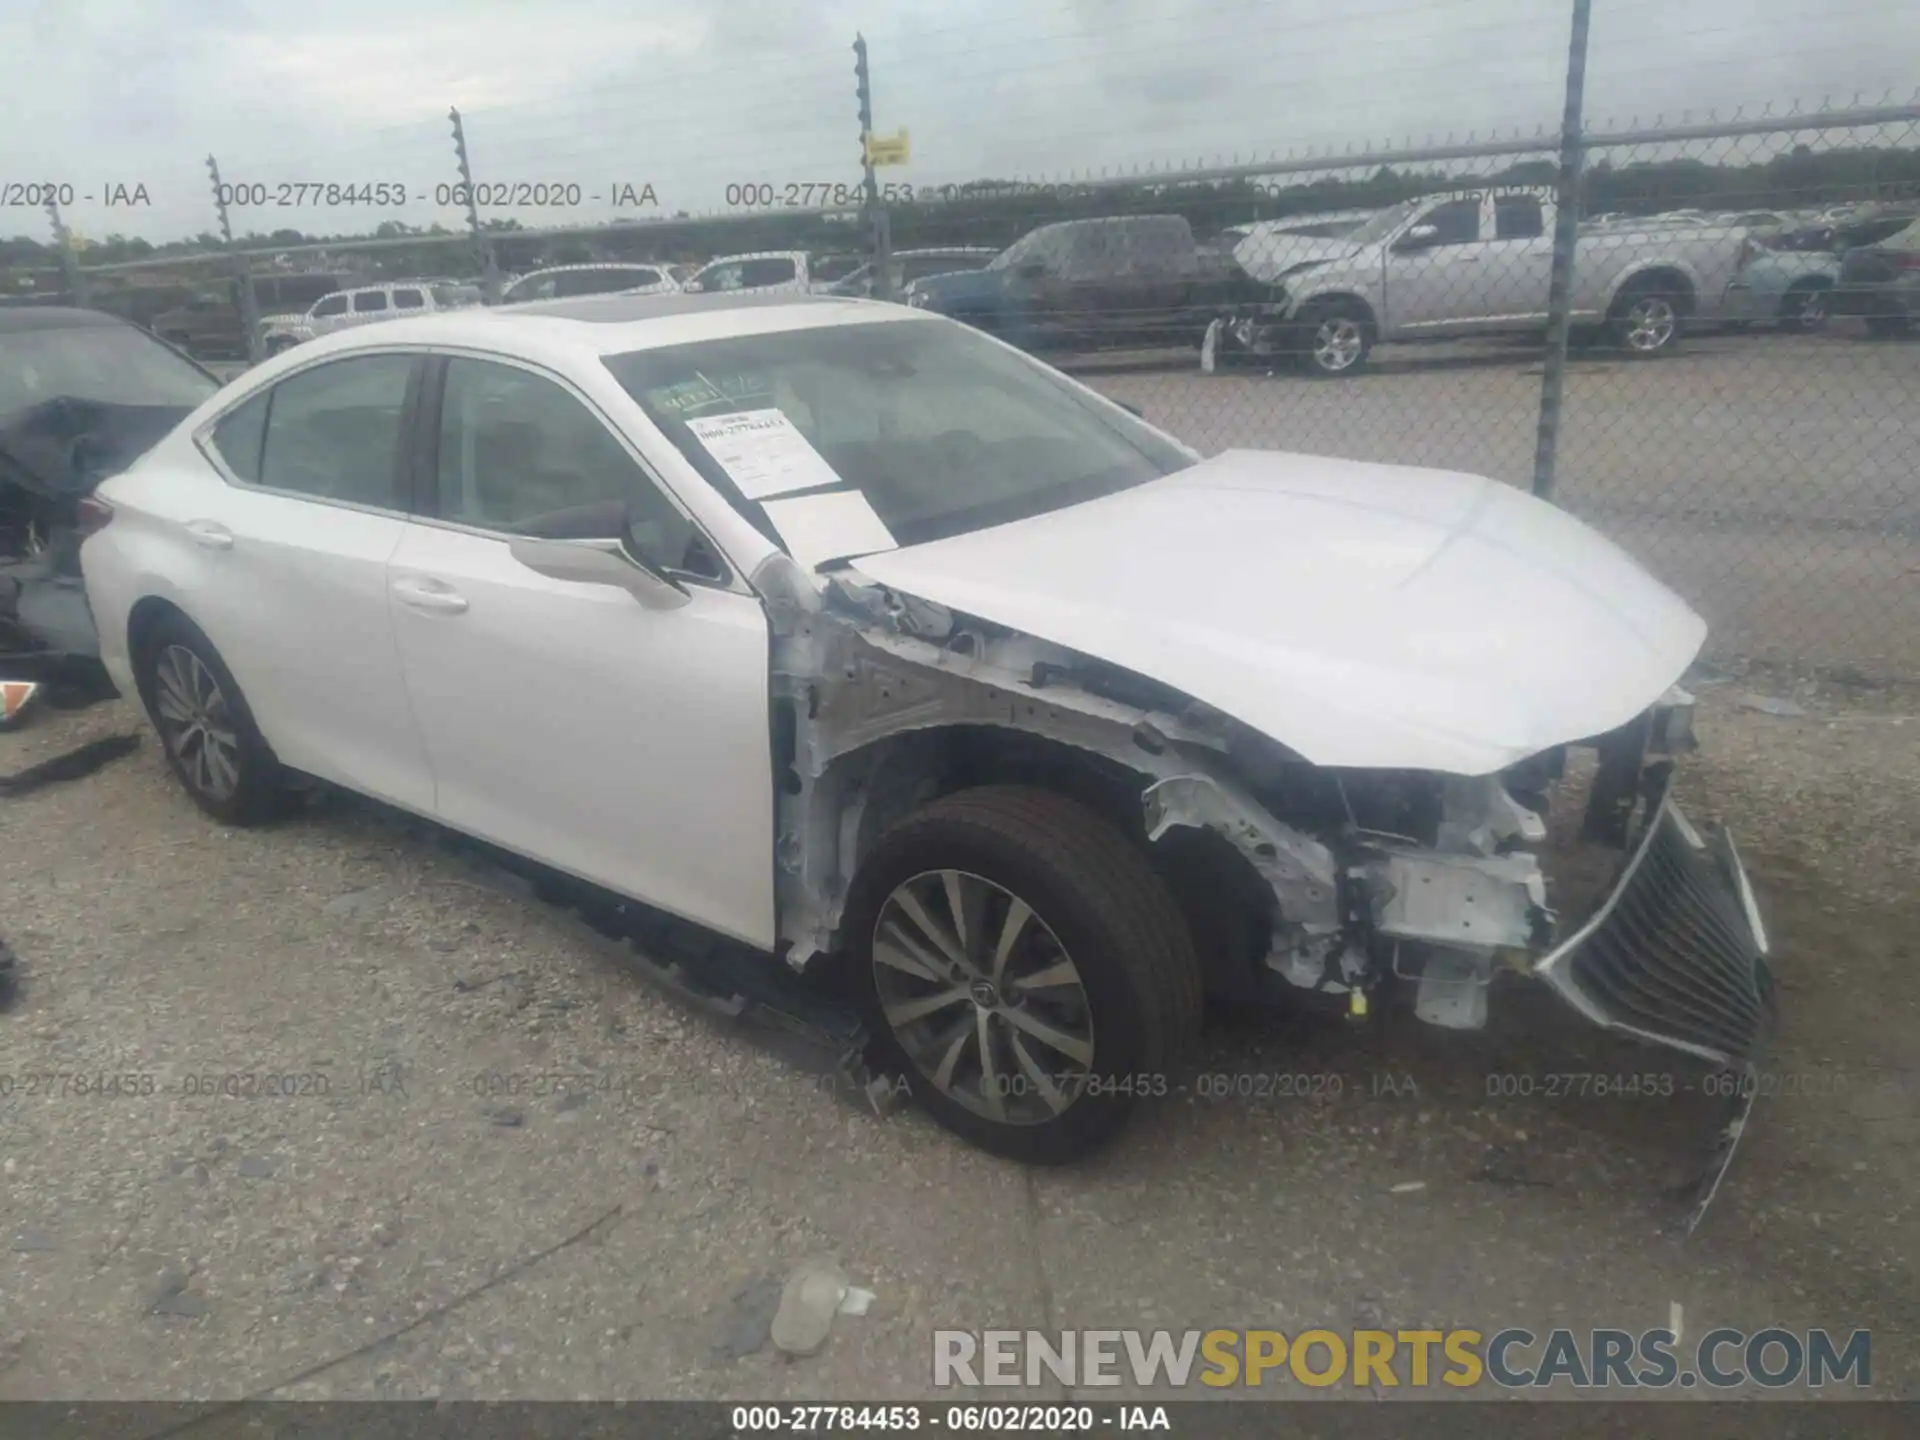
[765, 560, 1770, 1222]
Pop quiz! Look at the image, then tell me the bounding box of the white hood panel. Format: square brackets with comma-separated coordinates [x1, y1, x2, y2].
[851, 450, 1706, 776]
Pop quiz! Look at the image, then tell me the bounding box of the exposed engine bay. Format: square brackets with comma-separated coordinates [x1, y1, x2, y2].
[756, 554, 1772, 1073]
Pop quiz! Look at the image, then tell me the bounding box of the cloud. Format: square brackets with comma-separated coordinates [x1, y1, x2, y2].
[2, 0, 1915, 244]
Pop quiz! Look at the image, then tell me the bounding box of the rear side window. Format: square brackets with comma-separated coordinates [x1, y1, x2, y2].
[1495, 196, 1546, 240]
[258, 355, 414, 508]
[208, 391, 270, 483]
[352, 291, 390, 313]
[392, 288, 426, 310]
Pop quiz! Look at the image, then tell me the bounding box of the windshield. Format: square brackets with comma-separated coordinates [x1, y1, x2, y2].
[985, 228, 1052, 271]
[1343, 198, 1426, 248]
[0, 322, 218, 422]
[604, 318, 1193, 551]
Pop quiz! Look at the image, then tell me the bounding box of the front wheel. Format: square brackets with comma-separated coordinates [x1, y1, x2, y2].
[1776, 282, 1831, 333]
[844, 786, 1204, 1163]
[1295, 301, 1374, 378]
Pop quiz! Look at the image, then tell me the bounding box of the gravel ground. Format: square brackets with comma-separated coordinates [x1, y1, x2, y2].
[1, 668, 1915, 1403]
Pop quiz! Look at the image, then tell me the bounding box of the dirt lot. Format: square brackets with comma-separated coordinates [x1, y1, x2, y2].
[2, 665, 1915, 1403]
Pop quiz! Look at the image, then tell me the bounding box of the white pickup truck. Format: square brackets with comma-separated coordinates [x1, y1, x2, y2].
[1203, 186, 1753, 377]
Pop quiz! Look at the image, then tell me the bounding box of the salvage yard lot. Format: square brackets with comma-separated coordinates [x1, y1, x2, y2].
[2, 675, 1917, 1402]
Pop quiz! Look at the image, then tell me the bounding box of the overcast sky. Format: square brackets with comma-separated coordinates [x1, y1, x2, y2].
[5, 0, 1917, 245]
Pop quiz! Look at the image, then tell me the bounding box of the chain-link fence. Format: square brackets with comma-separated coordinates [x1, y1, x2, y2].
[7, 33, 1918, 679]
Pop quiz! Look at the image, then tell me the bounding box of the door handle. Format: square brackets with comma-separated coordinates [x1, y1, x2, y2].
[391, 577, 469, 614]
[184, 520, 234, 550]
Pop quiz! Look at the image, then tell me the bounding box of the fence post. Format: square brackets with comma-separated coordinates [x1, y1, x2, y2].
[450, 108, 503, 303]
[208, 156, 265, 365]
[1530, 0, 1593, 502]
[44, 197, 89, 307]
[854, 34, 893, 301]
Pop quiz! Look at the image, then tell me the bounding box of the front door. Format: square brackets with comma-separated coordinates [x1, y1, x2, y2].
[1381, 196, 1489, 331]
[385, 354, 777, 947]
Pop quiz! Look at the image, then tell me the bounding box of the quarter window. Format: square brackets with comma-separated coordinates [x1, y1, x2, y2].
[208, 391, 269, 483]
[257, 355, 414, 507]
[433, 358, 717, 578]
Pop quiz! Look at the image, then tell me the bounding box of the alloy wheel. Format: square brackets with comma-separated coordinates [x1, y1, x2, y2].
[1312, 316, 1365, 371]
[1624, 296, 1677, 351]
[153, 644, 241, 801]
[870, 869, 1095, 1125]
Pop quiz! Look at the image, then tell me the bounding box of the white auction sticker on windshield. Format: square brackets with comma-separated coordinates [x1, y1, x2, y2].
[685, 408, 843, 500]
[761, 490, 897, 570]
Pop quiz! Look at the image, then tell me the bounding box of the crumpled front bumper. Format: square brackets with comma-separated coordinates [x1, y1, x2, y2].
[1535, 780, 1774, 1067]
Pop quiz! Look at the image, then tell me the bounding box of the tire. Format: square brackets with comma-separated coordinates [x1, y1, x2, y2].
[843, 785, 1204, 1163]
[1608, 278, 1688, 357]
[1776, 282, 1831, 333]
[134, 613, 294, 826]
[1294, 299, 1373, 378]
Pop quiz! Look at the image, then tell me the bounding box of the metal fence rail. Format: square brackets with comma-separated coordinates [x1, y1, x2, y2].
[9, 37, 1919, 681]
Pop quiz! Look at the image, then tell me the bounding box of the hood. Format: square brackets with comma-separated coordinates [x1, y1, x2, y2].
[850, 450, 1706, 777]
[0, 398, 195, 500]
[1231, 231, 1363, 286]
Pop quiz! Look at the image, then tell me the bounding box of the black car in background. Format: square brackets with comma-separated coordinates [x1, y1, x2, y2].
[149, 272, 352, 359]
[1, 307, 219, 683]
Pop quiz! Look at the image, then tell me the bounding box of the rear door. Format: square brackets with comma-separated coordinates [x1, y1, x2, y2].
[384, 353, 776, 945]
[346, 289, 391, 331]
[186, 352, 434, 810]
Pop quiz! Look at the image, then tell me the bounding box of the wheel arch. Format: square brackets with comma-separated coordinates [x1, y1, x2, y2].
[1606, 263, 1700, 316]
[811, 722, 1274, 1003]
[125, 594, 196, 706]
[1291, 288, 1380, 335]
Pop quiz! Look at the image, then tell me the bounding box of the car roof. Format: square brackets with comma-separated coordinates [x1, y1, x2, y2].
[693, 251, 809, 266]
[516, 263, 667, 276]
[0, 305, 136, 333]
[235, 292, 927, 373]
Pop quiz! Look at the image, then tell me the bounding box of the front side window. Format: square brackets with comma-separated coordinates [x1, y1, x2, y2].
[433, 358, 714, 577]
[257, 355, 413, 507]
[311, 294, 349, 318]
[1412, 199, 1481, 247]
[503, 274, 559, 304]
[607, 318, 1193, 551]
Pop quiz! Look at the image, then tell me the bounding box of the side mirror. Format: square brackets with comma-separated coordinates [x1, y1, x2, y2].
[508, 536, 690, 611]
[1016, 260, 1048, 280]
[1116, 400, 1145, 419]
[1395, 223, 1441, 251]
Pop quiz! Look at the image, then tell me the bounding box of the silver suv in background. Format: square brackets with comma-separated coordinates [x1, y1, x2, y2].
[499, 264, 680, 305]
[260, 280, 483, 353]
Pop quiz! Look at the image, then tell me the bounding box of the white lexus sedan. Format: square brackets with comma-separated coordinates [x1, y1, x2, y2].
[80, 292, 1772, 1173]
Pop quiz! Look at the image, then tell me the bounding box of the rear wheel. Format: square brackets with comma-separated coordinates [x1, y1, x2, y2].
[135, 614, 294, 825]
[1608, 279, 1688, 357]
[844, 785, 1204, 1163]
